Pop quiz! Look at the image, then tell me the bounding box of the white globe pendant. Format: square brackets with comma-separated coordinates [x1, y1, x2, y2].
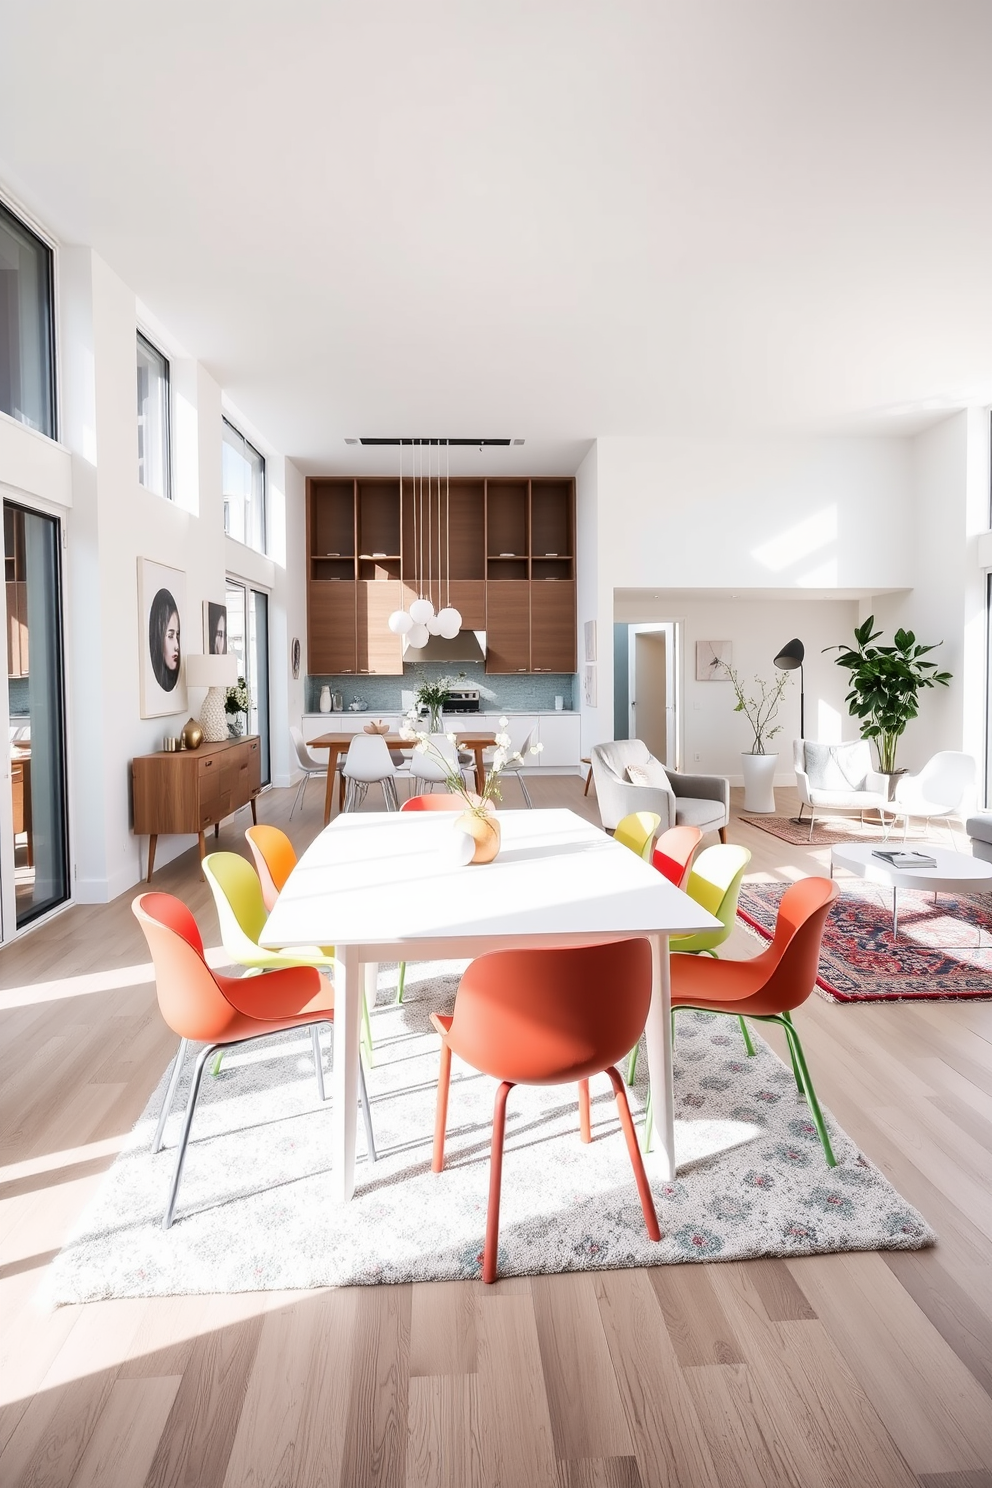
[426, 613, 445, 635]
[436, 607, 461, 638]
[408, 597, 435, 625]
[387, 609, 414, 635]
[406, 622, 430, 648]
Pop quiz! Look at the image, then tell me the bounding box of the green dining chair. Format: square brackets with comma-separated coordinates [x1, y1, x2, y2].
[614, 811, 662, 862]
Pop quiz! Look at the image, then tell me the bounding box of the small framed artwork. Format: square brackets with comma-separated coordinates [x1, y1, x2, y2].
[203, 601, 228, 655]
[138, 559, 187, 718]
[696, 639, 732, 681]
[584, 620, 597, 664]
[583, 665, 597, 707]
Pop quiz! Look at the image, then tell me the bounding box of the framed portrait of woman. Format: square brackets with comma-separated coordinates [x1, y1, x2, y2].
[138, 558, 187, 717]
[203, 601, 228, 655]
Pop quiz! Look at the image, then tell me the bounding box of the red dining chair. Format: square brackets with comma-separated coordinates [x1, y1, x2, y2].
[132, 891, 376, 1228]
[652, 876, 840, 1165]
[400, 793, 464, 811]
[652, 824, 702, 889]
[430, 939, 661, 1282]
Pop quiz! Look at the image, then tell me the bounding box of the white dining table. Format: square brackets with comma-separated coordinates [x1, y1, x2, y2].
[260, 807, 720, 1202]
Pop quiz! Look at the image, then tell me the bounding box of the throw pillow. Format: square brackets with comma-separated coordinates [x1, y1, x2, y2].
[626, 755, 671, 791]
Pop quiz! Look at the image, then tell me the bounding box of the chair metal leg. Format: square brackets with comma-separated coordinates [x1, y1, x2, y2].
[518, 772, 533, 808]
[152, 1037, 188, 1154]
[311, 1025, 325, 1102]
[483, 1081, 513, 1283]
[578, 1078, 592, 1142]
[163, 1043, 216, 1229]
[383, 777, 398, 811]
[432, 1039, 453, 1172]
[357, 1054, 377, 1163]
[606, 1065, 661, 1241]
[290, 773, 307, 820]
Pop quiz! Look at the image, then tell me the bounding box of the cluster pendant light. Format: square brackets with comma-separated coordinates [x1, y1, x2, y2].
[387, 439, 462, 649]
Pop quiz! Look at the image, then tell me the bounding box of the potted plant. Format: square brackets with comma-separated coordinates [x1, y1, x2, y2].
[400, 714, 543, 862]
[726, 667, 789, 813]
[825, 617, 952, 777]
[225, 675, 251, 737]
[413, 673, 464, 733]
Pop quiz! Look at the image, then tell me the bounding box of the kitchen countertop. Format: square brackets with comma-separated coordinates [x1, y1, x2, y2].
[303, 709, 578, 718]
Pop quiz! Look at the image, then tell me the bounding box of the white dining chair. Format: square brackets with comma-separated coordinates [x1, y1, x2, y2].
[886, 751, 976, 841]
[409, 733, 474, 796]
[342, 733, 401, 812]
[289, 726, 328, 819]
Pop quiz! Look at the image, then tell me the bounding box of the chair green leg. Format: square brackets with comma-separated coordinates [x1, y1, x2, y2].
[210, 1050, 224, 1076]
[396, 961, 407, 1004]
[361, 982, 374, 1064]
[642, 1088, 653, 1154]
[738, 1016, 756, 1056]
[778, 1011, 836, 1167]
[626, 1042, 639, 1086]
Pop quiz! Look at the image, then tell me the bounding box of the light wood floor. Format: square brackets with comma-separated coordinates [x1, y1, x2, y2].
[1, 776, 991, 1488]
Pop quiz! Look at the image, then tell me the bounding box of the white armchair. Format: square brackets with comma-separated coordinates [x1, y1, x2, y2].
[590, 740, 729, 838]
[887, 751, 976, 840]
[793, 739, 890, 840]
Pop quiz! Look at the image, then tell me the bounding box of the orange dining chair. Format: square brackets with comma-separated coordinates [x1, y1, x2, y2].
[430, 939, 661, 1283]
[652, 824, 702, 889]
[245, 823, 297, 912]
[132, 891, 376, 1228]
[393, 793, 466, 1001]
[646, 876, 840, 1165]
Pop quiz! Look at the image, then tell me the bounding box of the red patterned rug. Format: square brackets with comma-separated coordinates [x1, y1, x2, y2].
[737, 880, 992, 1003]
[738, 814, 930, 847]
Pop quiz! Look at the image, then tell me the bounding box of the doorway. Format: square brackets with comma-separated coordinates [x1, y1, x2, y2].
[628, 622, 679, 767]
[2, 501, 69, 935]
[226, 579, 270, 785]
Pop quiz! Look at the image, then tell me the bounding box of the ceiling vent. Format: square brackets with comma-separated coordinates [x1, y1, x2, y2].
[353, 437, 520, 447]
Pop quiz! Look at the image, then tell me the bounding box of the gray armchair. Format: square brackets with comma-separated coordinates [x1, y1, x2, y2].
[793, 739, 890, 840]
[590, 739, 729, 839]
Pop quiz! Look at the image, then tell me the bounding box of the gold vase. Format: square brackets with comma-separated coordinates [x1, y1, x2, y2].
[456, 810, 501, 865]
[181, 717, 204, 751]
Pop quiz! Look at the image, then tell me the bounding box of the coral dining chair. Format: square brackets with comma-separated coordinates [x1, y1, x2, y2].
[132, 892, 375, 1228]
[614, 811, 662, 861]
[646, 877, 840, 1166]
[203, 850, 376, 1066]
[430, 939, 661, 1283]
[652, 825, 702, 889]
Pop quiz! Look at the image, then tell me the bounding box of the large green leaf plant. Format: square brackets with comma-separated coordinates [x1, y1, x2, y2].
[825, 617, 952, 773]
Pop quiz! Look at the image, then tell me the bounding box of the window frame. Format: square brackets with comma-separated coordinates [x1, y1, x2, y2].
[222, 416, 266, 555]
[136, 329, 172, 500]
[0, 192, 58, 443]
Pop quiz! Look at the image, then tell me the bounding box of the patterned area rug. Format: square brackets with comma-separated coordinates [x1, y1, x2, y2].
[739, 813, 924, 846]
[47, 964, 933, 1302]
[739, 881, 992, 1003]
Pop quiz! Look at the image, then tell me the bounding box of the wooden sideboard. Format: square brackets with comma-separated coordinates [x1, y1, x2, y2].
[132, 736, 261, 881]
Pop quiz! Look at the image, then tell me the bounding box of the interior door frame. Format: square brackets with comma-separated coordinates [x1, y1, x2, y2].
[627, 622, 680, 770]
[225, 571, 271, 786]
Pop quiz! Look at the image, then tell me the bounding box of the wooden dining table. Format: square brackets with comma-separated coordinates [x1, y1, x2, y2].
[308, 730, 497, 825]
[260, 807, 720, 1202]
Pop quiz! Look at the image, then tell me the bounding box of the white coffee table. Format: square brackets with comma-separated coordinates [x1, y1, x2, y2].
[830, 842, 992, 938]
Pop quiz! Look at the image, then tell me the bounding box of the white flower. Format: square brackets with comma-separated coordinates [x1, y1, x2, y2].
[415, 739, 430, 754]
[495, 731, 511, 749]
[492, 748, 508, 771]
[399, 726, 416, 742]
[530, 741, 544, 754]
[499, 716, 509, 728]
[446, 732, 458, 744]
[512, 751, 523, 763]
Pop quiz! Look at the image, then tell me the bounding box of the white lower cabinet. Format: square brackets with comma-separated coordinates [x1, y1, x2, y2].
[535, 713, 581, 768]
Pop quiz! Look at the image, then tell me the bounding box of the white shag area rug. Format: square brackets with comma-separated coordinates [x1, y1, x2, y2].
[48, 963, 934, 1302]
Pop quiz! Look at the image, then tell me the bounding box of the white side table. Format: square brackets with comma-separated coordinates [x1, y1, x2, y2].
[830, 843, 992, 938]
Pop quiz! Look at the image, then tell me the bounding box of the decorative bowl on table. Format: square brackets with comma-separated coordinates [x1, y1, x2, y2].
[364, 720, 390, 735]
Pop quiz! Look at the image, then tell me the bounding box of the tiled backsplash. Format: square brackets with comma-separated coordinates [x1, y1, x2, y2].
[306, 664, 575, 714]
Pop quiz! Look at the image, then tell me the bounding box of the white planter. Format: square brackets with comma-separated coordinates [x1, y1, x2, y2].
[741, 752, 778, 813]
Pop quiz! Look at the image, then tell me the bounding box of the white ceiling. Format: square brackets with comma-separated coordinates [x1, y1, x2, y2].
[2, 2, 991, 473]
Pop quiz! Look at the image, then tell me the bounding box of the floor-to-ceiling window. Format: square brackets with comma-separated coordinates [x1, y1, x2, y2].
[226, 579, 270, 785]
[3, 501, 69, 931]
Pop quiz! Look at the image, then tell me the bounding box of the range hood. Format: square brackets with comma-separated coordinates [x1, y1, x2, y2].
[406, 629, 487, 664]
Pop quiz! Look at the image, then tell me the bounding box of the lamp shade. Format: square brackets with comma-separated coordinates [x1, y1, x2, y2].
[773, 638, 805, 671]
[186, 652, 238, 688]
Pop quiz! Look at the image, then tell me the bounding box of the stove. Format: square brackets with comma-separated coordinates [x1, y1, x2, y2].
[444, 688, 481, 714]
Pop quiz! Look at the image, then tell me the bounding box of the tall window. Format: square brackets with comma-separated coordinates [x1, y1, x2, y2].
[226, 579, 270, 784]
[0, 200, 55, 439]
[222, 418, 266, 553]
[136, 332, 171, 498]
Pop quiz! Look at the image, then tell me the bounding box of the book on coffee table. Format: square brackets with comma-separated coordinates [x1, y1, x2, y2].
[872, 850, 938, 869]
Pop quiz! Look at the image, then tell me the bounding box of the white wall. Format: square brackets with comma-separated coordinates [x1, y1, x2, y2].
[578, 432, 917, 754]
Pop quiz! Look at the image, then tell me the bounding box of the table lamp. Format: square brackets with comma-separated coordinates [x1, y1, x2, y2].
[773, 637, 805, 738]
[185, 652, 238, 741]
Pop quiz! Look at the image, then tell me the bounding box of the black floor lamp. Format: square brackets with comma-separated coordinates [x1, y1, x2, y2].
[773, 638, 805, 739]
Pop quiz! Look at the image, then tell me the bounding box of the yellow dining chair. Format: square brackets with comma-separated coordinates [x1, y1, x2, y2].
[614, 811, 662, 862]
[626, 841, 752, 1085]
[203, 851, 375, 1065]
